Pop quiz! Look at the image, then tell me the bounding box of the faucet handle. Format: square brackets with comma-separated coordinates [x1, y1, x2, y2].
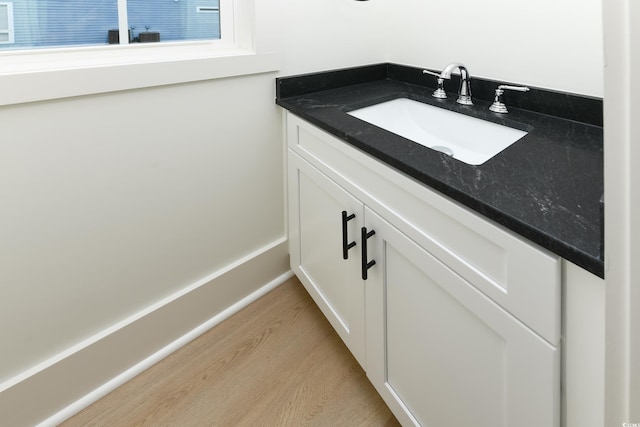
[422, 69, 448, 99]
[497, 85, 530, 93]
[489, 84, 530, 113]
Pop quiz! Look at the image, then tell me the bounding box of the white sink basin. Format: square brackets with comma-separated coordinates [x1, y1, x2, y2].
[348, 98, 528, 165]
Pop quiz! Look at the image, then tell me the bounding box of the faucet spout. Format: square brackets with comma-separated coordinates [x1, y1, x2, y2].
[440, 62, 466, 79]
[440, 63, 473, 105]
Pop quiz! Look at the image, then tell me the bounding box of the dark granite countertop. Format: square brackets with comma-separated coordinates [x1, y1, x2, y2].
[276, 64, 604, 278]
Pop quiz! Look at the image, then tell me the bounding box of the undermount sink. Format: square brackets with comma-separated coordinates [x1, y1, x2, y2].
[348, 98, 528, 165]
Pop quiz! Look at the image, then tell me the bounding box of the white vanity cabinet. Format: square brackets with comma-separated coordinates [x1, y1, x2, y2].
[285, 112, 561, 426]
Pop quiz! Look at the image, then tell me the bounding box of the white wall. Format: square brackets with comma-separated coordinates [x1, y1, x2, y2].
[382, 0, 604, 97]
[0, 76, 283, 383]
[0, 0, 386, 424]
[272, 0, 604, 95]
[603, 0, 640, 423]
[264, 0, 386, 75]
[270, 0, 604, 94]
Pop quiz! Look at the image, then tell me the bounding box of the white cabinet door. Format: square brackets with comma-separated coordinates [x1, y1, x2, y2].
[364, 207, 559, 427]
[288, 152, 366, 367]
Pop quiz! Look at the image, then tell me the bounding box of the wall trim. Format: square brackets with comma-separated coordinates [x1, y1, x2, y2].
[0, 238, 291, 427]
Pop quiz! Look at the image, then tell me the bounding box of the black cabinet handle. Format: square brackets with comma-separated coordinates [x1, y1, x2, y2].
[342, 211, 356, 259]
[361, 227, 376, 280]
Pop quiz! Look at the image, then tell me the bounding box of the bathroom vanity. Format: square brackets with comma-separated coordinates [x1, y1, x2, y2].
[276, 64, 604, 427]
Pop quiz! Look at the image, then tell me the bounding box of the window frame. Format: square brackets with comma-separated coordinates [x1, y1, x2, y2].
[0, 2, 14, 45]
[0, 0, 281, 107]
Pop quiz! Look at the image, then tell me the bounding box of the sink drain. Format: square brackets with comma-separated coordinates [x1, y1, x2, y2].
[431, 145, 454, 157]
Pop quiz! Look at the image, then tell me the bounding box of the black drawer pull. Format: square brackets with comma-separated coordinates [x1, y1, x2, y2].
[361, 227, 376, 280]
[342, 211, 356, 259]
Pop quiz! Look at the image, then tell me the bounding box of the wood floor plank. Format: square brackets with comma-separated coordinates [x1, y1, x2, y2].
[61, 277, 399, 426]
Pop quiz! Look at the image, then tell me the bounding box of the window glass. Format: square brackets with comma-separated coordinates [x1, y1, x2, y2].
[127, 0, 220, 43]
[2, 0, 117, 50]
[0, 0, 221, 51]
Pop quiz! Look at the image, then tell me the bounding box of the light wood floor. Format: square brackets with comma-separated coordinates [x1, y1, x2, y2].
[61, 277, 400, 426]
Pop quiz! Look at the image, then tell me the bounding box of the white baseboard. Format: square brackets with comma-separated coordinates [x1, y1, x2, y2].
[0, 238, 291, 427]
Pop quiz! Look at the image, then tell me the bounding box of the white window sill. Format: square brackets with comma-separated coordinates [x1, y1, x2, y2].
[0, 45, 281, 106]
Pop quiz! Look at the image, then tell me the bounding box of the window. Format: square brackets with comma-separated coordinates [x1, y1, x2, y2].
[0, 2, 14, 44]
[0, 0, 276, 107]
[0, 0, 227, 51]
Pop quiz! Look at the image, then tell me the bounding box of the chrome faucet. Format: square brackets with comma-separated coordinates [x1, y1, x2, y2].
[423, 62, 473, 105]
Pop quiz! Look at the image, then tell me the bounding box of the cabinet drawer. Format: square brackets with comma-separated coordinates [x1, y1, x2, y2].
[287, 113, 561, 345]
